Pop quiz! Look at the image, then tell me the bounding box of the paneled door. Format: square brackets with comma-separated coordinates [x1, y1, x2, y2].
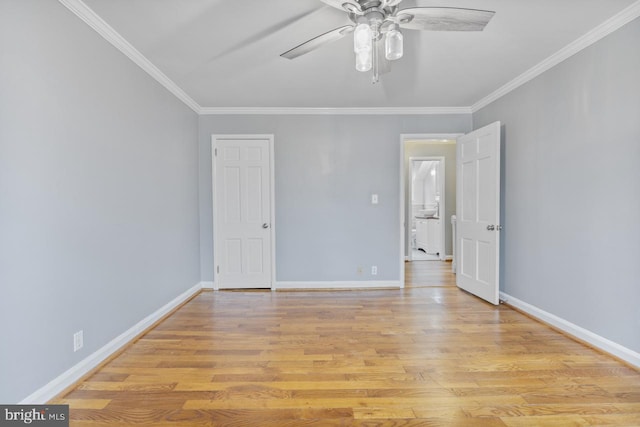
[213, 136, 274, 289]
[456, 122, 501, 305]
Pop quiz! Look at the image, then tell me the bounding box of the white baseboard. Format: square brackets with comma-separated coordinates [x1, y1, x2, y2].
[200, 281, 215, 290]
[20, 283, 202, 404]
[500, 292, 640, 369]
[275, 280, 402, 290]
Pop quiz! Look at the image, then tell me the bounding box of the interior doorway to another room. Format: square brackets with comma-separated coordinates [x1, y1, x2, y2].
[400, 135, 460, 286]
[409, 157, 444, 261]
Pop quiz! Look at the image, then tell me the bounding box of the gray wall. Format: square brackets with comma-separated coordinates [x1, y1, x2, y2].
[0, 1, 200, 403]
[404, 142, 457, 257]
[199, 115, 472, 282]
[474, 17, 640, 353]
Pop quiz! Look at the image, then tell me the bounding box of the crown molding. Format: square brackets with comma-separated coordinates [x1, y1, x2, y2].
[58, 0, 201, 113]
[59, 0, 640, 118]
[199, 106, 472, 115]
[472, 0, 640, 113]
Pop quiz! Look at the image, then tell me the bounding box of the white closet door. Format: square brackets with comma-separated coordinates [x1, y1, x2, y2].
[214, 137, 273, 289]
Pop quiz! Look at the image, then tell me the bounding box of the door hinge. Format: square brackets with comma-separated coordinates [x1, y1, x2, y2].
[216, 266, 219, 274]
[214, 148, 217, 156]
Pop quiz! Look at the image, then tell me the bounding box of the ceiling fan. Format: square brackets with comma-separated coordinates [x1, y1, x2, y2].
[281, 0, 495, 83]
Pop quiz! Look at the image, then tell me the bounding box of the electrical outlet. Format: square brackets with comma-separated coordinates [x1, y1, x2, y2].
[371, 266, 378, 275]
[73, 330, 83, 352]
[371, 194, 379, 205]
[357, 266, 363, 275]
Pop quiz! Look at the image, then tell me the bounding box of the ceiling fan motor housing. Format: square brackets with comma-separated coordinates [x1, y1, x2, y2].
[349, 0, 403, 36]
[359, 0, 382, 9]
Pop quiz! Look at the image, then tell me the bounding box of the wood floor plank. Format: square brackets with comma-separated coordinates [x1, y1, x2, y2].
[51, 261, 640, 426]
[352, 407, 416, 419]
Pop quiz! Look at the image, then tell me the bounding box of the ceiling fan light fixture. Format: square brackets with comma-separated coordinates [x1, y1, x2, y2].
[353, 22, 372, 53]
[282, 1, 496, 82]
[355, 49, 372, 72]
[385, 24, 403, 60]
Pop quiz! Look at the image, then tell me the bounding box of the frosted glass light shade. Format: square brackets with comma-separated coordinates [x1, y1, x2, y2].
[385, 27, 403, 60]
[354, 23, 372, 53]
[355, 50, 372, 72]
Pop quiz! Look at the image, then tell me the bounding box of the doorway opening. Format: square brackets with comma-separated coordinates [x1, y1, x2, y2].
[408, 157, 444, 262]
[399, 134, 461, 286]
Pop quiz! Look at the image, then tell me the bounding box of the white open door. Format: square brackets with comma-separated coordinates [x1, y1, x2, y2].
[456, 122, 501, 305]
[213, 135, 274, 289]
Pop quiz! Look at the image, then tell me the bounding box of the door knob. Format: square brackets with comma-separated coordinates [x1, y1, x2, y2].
[487, 225, 495, 231]
[262, 223, 269, 229]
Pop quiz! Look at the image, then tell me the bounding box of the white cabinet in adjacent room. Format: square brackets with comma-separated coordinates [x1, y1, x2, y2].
[416, 218, 441, 256]
[426, 218, 441, 255]
[416, 219, 429, 252]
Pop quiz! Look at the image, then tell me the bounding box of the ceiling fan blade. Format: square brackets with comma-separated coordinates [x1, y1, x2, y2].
[210, 7, 324, 63]
[396, 7, 495, 31]
[319, 0, 362, 14]
[281, 25, 354, 60]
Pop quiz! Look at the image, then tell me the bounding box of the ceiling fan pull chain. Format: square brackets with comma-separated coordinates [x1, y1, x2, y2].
[372, 32, 380, 83]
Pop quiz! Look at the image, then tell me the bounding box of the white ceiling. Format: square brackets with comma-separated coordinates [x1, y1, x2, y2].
[80, 0, 637, 109]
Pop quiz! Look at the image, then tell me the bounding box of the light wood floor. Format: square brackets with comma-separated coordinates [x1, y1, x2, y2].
[55, 266, 640, 426]
[405, 260, 456, 288]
